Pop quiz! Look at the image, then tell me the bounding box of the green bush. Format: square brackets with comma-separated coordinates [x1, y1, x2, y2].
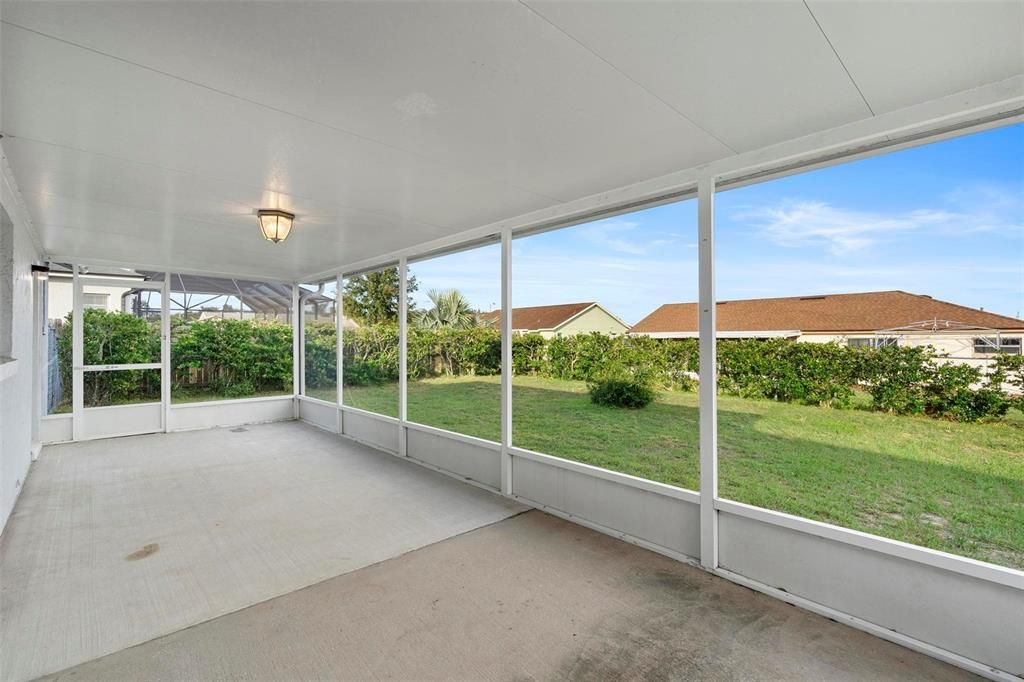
[57, 312, 1021, 423]
[408, 326, 500, 378]
[861, 345, 932, 414]
[717, 338, 860, 407]
[512, 333, 546, 374]
[57, 309, 161, 406]
[172, 318, 293, 395]
[588, 374, 655, 409]
[991, 353, 1024, 415]
[303, 321, 337, 389]
[921, 362, 1008, 421]
[343, 359, 395, 386]
[343, 323, 400, 385]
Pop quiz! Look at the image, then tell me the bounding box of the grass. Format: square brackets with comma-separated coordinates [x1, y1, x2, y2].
[51, 387, 292, 413]
[171, 387, 291, 404]
[333, 375, 1024, 569]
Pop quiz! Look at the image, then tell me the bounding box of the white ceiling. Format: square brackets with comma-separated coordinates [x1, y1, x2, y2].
[1, 1, 1022, 280]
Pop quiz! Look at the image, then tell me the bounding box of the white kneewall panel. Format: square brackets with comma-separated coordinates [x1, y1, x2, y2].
[511, 452, 701, 560]
[0, 195, 40, 533]
[718, 511, 1024, 676]
[39, 415, 72, 444]
[297, 398, 337, 432]
[405, 425, 501, 490]
[169, 397, 294, 432]
[80, 403, 162, 440]
[341, 408, 398, 454]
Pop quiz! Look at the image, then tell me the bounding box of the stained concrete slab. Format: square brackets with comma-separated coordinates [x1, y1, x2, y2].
[41, 511, 976, 682]
[0, 421, 524, 682]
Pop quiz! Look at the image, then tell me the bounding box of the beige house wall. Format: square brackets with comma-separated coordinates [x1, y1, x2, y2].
[799, 331, 1024, 360]
[551, 306, 629, 338]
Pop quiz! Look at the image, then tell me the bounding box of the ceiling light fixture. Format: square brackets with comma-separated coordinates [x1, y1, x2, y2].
[257, 209, 295, 244]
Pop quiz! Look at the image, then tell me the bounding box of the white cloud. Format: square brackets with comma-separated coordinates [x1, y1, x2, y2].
[741, 201, 954, 254]
[738, 187, 1023, 255]
[575, 219, 693, 255]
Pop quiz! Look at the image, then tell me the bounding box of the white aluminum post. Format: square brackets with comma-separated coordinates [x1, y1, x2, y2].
[161, 272, 170, 432]
[336, 274, 343, 434]
[398, 258, 408, 456]
[71, 264, 83, 441]
[298, 288, 306, 397]
[500, 229, 513, 495]
[31, 268, 45, 452]
[698, 176, 719, 569]
[291, 283, 300, 419]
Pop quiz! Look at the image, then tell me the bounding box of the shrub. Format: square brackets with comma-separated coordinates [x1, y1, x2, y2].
[408, 326, 500, 378]
[862, 345, 933, 415]
[303, 321, 337, 389]
[172, 318, 293, 395]
[342, 360, 394, 386]
[342, 323, 399, 384]
[57, 309, 161, 405]
[991, 353, 1024, 415]
[717, 338, 860, 406]
[588, 373, 655, 409]
[923, 362, 1010, 421]
[512, 333, 546, 375]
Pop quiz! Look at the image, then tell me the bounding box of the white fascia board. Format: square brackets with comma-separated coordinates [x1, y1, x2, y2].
[632, 330, 801, 339]
[44, 254, 298, 285]
[0, 140, 44, 257]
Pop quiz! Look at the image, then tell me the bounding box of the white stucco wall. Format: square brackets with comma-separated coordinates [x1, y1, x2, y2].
[0, 200, 41, 533]
[46, 275, 130, 321]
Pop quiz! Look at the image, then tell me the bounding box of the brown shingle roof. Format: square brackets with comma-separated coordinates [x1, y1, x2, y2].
[481, 302, 595, 331]
[630, 291, 1024, 334]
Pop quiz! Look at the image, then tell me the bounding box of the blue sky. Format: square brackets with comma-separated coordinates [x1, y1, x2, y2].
[411, 124, 1023, 325]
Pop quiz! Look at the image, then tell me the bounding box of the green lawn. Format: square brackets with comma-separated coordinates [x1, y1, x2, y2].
[51, 387, 293, 413]
[334, 375, 1024, 569]
[172, 387, 292, 404]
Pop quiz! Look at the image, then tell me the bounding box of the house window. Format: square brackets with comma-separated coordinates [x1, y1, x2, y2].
[82, 293, 109, 310]
[974, 337, 1022, 354]
[848, 337, 897, 349]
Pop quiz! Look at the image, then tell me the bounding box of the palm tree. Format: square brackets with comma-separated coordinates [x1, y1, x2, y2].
[415, 289, 482, 329]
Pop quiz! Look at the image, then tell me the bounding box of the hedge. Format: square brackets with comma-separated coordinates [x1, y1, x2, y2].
[173, 317, 293, 397]
[58, 311, 294, 404]
[340, 325, 1020, 422]
[57, 308, 162, 406]
[58, 312, 1023, 422]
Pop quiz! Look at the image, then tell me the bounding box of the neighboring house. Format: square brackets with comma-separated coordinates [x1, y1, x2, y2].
[46, 272, 139, 321]
[630, 291, 1024, 361]
[481, 302, 629, 339]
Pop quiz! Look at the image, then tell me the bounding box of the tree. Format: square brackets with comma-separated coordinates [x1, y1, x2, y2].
[342, 269, 418, 324]
[415, 289, 483, 329]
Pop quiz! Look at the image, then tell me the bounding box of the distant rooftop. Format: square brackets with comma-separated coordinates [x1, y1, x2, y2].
[630, 291, 1024, 335]
[480, 302, 597, 331]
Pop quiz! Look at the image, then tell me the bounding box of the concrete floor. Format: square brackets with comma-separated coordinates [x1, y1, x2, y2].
[0, 421, 524, 682]
[2, 421, 976, 682]
[39, 511, 974, 682]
